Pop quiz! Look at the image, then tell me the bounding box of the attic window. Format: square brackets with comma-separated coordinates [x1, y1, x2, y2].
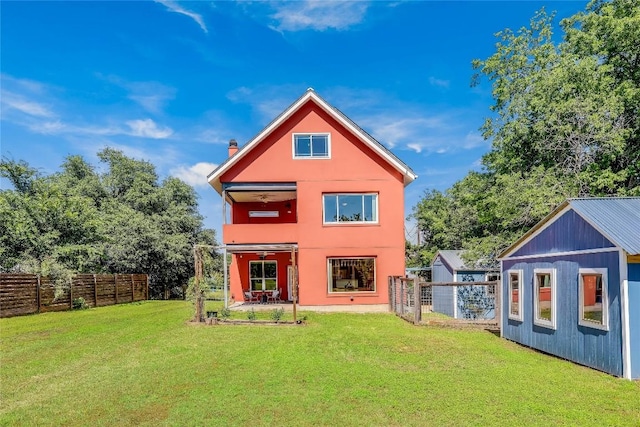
[293, 133, 330, 158]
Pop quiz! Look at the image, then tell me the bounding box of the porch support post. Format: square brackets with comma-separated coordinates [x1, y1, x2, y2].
[223, 247, 228, 309]
[291, 247, 297, 323]
[222, 189, 227, 225]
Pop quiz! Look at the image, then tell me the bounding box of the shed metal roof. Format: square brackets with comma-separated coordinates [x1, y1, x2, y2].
[435, 250, 495, 272]
[436, 250, 466, 271]
[500, 197, 640, 258]
[569, 197, 640, 255]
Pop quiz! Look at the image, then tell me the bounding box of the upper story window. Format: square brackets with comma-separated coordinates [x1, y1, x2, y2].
[293, 133, 330, 158]
[323, 193, 378, 224]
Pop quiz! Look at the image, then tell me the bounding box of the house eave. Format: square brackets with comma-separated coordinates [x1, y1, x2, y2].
[206, 89, 417, 193]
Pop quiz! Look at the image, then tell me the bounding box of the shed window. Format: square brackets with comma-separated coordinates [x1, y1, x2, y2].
[507, 270, 523, 321]
[533, 268, 556, 329]
[579, 268, 608, 330]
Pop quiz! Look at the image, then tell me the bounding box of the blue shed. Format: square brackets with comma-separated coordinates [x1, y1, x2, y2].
[431, 250, 497, 320]
[499, 197, 640, 379]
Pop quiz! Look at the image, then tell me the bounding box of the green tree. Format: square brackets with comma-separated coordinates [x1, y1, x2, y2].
[410, 1, 640, 267]
[1, 149, 219, 298]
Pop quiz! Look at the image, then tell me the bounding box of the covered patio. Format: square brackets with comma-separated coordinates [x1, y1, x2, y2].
[222, 243, 299, 314]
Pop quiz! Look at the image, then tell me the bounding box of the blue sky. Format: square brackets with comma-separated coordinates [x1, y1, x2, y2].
[1, 0, 588, 240]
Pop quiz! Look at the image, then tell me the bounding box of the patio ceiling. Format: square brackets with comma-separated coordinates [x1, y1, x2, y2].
[224, 243, 298, 253]
[226, 190, 296, 203]
[223, 183, 297, 204]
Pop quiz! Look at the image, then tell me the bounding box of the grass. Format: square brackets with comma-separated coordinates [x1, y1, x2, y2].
[1, 301, 639, 426]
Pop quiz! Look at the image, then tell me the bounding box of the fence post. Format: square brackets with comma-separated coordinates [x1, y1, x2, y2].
[93, 274, 98, 308]
[131, 274, 135, 301]
[36, 275, 41, 314]
[114, 274, 118, 305]
[69, 276, 73, 310]
[400, 280, 404, 316]
[414, 277, 421, 325]
[388, 276, 393, 312]
[387, 276, 393, 311]
[145, 275, 149, 300]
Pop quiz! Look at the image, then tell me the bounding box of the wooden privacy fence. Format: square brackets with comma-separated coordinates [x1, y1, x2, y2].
[389, 276, 500, 329]
[0, 273, 148, 318]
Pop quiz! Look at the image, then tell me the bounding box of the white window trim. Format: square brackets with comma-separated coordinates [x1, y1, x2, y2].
[327, 257, 376, 294]
[485, 272, 499, 296]
[322, 193, 379, 225]
[249, 260, 278, 291]
[533, 268, 557, 329]
[507, 269, 523, 321]
[292, 133, 331, 159]
[578, 268, 609, 331]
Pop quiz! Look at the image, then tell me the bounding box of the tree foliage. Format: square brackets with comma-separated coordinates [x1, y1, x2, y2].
[410, 0, 640, 267]
[0, 149, 218, 298]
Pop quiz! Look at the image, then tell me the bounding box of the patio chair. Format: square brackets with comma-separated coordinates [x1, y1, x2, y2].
[268, 289, 281, 304]
[244, 291, 258, 304]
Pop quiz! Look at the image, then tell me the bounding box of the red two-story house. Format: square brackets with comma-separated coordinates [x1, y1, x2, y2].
[208, 89, 416, 308]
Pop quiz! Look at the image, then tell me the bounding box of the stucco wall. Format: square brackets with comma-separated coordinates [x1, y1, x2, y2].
[222, 101, 407, 306]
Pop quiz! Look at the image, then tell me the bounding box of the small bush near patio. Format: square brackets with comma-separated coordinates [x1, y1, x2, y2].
[1, 301, 638, 426]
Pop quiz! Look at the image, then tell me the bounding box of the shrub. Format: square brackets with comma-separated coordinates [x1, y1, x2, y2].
[220, 307, 231, 319]
[72, 297, 88, 310]
[270, 308, 285, 322]
[247, 308, 257, 322]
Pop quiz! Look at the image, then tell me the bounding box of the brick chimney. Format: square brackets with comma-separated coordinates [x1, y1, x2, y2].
[228, 139, 238, 157]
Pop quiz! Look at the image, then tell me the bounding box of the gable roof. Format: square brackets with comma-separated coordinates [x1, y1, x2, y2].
[434, 250, 466, 271]
[500, 197, 640, 258]
[207, 88, 417, 193]
[433, 250, 495, 272]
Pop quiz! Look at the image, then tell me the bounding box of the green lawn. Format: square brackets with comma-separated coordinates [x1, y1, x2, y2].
[1, 301, 638, 426]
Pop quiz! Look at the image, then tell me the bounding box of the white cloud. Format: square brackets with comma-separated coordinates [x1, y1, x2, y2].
[28, 120, 68, 134]
[197, 128, 230, 145]
[100, 75, 177, 114]
[155, 0, 208, 33]
[28, 118, 174, 140]
[359, 115, 449, 149]
[269, 1, 369, 32]
[126, 119, 174, 139]
[170, 162, 218, 187]
[227, 84, 303, 123]
[1, 90, 56, 118]
[428, 76, 450, 89]
[462, 131, 487, 149]
[407, 143, 423, 153]
[127, 83, 176, 114]
[28, 120, 123, 137]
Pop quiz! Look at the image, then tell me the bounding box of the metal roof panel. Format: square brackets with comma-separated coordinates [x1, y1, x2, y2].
[569, 197, 640, 255]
